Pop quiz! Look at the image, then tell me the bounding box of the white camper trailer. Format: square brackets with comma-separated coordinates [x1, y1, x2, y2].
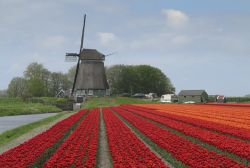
[160, 94, 178, 103]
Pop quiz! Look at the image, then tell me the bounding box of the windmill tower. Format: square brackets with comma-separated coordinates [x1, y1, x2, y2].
[66, 14, 109, 103]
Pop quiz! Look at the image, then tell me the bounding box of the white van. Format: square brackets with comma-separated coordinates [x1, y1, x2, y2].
[160, 94, 178, 103]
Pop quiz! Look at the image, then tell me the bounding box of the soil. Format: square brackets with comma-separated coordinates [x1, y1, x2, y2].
[97, 110, 113, 168]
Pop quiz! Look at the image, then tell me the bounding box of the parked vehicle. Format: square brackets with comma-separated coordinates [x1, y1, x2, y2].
[145, 93, 157, 99]
[160, 94, 178, 103]
[216, 95, 227, 103]
[184, 101, 196, 104]
[132, 93, 146, 98]
[119, 93, 131, 97]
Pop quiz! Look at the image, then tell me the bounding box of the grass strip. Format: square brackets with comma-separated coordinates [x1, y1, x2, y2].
[112, 109, 186, 168]
[96, 109, 113, 168]
[0, 103, 62, 117]
[82, 97, 158, 109]
[130, 111, 250, 166]
[0, 112, 66, 146]
[30, 112, 89, 168]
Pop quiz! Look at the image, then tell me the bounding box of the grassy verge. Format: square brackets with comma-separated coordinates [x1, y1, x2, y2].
[0, 104, 62, 117]
[0, 98, 62, 117]
[82, 96, 158, 109]
[0, 112, 66, 146]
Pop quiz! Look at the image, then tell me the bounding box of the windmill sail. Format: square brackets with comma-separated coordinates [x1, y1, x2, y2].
[66, 14, 109, 98]
[72, 14, 86, 95]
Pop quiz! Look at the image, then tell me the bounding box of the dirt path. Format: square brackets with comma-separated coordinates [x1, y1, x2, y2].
[0, 111, 75, 154]
[97, 109, 112, 168]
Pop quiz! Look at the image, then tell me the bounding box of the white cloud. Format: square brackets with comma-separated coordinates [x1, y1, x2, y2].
[172, 35, 191, 45]
[41, 35, 66, 49]
[97, 32, 116, 46]
[162, 9, 189, 29]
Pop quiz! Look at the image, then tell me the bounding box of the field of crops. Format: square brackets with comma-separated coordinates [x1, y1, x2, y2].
[1, 104, 250, 167]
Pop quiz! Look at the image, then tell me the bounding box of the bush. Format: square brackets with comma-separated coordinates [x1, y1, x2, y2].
[23, 97, 73, 111]
[55, 98, 73, 111]
[226, 97, 250, 103]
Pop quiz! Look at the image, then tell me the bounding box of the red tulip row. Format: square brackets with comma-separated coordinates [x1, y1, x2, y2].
[120, 106, 250, 161]
[0, 110, 88, 168]
[112, 107, 244, 168]
[44, 108, 100, 168]
[124, 105, 250, 141]
[103, 108, 167, 168]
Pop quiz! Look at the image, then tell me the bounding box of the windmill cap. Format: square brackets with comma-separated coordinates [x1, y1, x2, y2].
[80, 49, 105, 60]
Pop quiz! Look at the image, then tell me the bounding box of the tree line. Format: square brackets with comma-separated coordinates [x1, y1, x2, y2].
[7, 62, 75, 97]
[7, 63, 175, 97]
[106, 65, 175, 96]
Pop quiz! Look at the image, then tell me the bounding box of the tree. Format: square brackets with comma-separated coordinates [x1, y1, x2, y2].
[7, 62, 73, 98]
[134, 65, 175, 95]
[106, 64, 175, 95]
[26, 78, 46, 97]
[106, 65, 126, 94]
[245, 94, 250, 97]
[24, 62, 51, 97]
[24, 62, 48, 80]
[49, 72, 71, 96]
[67, 65, 76, 87]
[7, 77, 27, 97]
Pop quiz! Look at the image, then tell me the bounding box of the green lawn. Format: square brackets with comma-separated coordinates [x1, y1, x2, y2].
[82, 96, 159, 109]
[0, 98, 62, 117]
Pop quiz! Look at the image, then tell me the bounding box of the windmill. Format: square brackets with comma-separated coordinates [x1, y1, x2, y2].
[66, 14, 109, 103]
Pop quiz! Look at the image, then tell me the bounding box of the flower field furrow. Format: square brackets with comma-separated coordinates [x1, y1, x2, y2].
[112, 107, 244, 168]
[0, 110, 88, 168]
[121, 106, 250, 161]
[103, 108, 167, 167]
[124, 104, 250, 141]
[44, 109, 99, 168]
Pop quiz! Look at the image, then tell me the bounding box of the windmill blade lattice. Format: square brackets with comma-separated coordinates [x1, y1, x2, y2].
[72, 14, 86, 95]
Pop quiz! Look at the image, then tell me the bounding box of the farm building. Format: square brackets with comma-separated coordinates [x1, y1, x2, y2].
[178, 90, 208, 103]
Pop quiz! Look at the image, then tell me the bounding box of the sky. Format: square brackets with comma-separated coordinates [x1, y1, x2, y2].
[0, 0, 250, 96]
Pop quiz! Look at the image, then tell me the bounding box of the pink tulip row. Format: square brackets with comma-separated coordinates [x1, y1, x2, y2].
[112, 107, 245, 168]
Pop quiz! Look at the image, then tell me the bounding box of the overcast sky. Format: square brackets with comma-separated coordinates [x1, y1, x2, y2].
[1, 0, 250, 96]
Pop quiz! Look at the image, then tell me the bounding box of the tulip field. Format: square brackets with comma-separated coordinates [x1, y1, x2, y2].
[1, 104, 250, 167]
